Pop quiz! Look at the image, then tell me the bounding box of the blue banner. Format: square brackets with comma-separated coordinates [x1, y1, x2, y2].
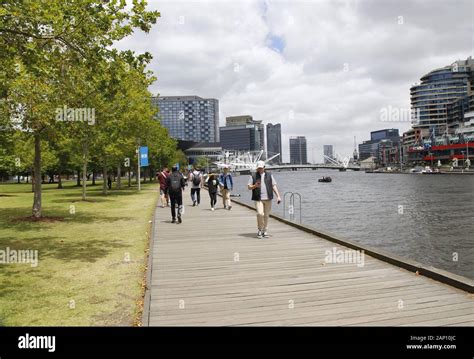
[175, 163, 180, 171]
[140, 146, 149, 167]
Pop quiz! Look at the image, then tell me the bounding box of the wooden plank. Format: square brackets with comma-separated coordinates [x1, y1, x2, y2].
[148, 188, 474, 326]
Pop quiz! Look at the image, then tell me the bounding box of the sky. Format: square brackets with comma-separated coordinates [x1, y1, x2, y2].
[115, 0, 473, 163]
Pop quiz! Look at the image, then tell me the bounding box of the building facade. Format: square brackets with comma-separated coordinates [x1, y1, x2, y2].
[290, 136, 308, 164]
[152, 96, 219, 142]
[358, 129, 400, 163]
[266, 123, 282, 164]
[219, 115, 264, 152]
[410, 57, 474, 135]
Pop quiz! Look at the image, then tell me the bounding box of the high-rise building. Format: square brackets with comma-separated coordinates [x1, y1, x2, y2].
[358, 129, 400, 162]
[152, 96, 219, 142]
[290, 136, 307, 164]
[323, 145, 334, 164]
[219, 115, 264, 152]
[410, 57, 474, 135]
[266, 123, 282, 164]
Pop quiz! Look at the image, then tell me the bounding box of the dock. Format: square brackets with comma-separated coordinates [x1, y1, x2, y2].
[144, 189, 474, 326]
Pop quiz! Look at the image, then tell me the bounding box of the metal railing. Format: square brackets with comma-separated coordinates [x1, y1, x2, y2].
[282, 191, 302, 223]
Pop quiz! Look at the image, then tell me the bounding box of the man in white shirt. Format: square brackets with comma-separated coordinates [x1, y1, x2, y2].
[247, 161, 281, 239]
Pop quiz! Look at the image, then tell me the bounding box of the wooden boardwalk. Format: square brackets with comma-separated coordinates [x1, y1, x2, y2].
[147, 189, 474, 326]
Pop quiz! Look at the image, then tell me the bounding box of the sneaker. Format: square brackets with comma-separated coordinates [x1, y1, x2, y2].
[211, 207, 215, 211]
[228, 205, 232, 210]
[262, 231, 270, 238]
[192, 201, 196, 207]
[257, 230, 263, 239]
[224, 205, 227, 210]
[171, 218, 176, 223]
[177, 215, 182, 224]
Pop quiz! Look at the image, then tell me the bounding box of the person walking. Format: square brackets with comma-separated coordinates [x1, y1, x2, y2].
[207, 173, 218, 211]
[248, 160, 281, 239]
[157, 167, 170, 208]
[218, 166, 233, 210]
[190, 167, 202, 206]
[166, 166, 186, 224]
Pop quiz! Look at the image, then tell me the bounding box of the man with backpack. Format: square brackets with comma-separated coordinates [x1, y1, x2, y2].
[218, 166, 233, 210]
[190, 166, 202, 206]
[166, 166, 186, 224]
[248, 160, 281, 239]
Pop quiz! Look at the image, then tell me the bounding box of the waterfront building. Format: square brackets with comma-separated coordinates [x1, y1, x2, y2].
[184, 142, 223, 169]
[266, 123, 282, 164]
[219, 115, 264, 152]
[290, 136, 308, 164]
[152, 96, 219, 142]
[358, 129, 400, 163]
[410, 57, 474, 135]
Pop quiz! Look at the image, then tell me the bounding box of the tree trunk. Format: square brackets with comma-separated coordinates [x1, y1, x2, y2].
[117, 164, 122, 189]
[17, 175, 20, 184]
[76, 169, 81, 186]
[82, 144, 88, 200]
[92, 171, 96, 186]
[57, 174, 63, 189]
[128, 168, 131, 187]
[32, 133, 42, 218]
[102, 166, 108, 195]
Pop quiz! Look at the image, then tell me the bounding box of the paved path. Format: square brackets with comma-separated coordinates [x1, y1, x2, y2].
[147, 189, 473, 326]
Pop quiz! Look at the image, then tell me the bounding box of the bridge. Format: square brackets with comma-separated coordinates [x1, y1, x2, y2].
[264, 164, 361, 171]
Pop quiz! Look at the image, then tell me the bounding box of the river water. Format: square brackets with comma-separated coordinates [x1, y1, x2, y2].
[231, 170, 474, 279]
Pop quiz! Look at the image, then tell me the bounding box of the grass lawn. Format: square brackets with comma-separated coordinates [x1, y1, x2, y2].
[0, 180, 158, 326]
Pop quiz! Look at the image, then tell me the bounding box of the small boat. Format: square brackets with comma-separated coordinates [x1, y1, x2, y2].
[318, 176, 332, 183]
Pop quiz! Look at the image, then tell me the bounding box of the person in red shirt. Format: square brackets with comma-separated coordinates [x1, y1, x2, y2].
[157, 167, 170, 208]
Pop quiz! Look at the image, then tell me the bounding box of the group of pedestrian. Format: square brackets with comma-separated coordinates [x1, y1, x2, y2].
[156, 160, 281, 239]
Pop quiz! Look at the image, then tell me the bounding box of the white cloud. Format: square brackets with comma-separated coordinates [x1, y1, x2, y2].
[116, 0, 473, 162]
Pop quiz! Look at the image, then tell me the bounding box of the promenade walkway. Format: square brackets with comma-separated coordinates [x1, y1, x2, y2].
[145, 189, 473, 326]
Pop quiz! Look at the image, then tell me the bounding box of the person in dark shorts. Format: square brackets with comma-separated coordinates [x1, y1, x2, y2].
[207, 173, 218, 211]
[166, 166, 186, 223]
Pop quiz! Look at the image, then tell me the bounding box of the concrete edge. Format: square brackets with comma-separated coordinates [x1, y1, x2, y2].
[141, 201, 159, 326]
[228, 195, 474, 294]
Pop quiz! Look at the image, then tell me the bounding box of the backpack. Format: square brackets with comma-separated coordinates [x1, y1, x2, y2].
[170, 173, 182, 192]
[192, 172, 201, 186]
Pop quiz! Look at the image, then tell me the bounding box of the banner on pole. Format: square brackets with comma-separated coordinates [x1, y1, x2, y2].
[140, 146, 149, 167]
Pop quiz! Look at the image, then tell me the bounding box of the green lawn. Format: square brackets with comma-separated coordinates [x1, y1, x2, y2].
[0, 181, 158, 326]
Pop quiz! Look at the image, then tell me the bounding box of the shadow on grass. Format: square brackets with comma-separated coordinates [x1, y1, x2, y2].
[0, 235, 129, 264]
[0, 208, 134, 232]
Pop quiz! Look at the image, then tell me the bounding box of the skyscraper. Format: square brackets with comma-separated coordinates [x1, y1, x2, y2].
[152, 96, 219, 142]
[323, 145, 334, 164]
[290, 136, 307, 164]
[266, 123, 282, 164]
[410, 57, 474, 136]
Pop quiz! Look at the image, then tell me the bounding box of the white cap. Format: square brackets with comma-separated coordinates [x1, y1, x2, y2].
[256, 160, 266, 169]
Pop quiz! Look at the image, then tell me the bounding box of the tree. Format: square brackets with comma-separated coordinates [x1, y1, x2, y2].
[1, 0, 160, 216]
